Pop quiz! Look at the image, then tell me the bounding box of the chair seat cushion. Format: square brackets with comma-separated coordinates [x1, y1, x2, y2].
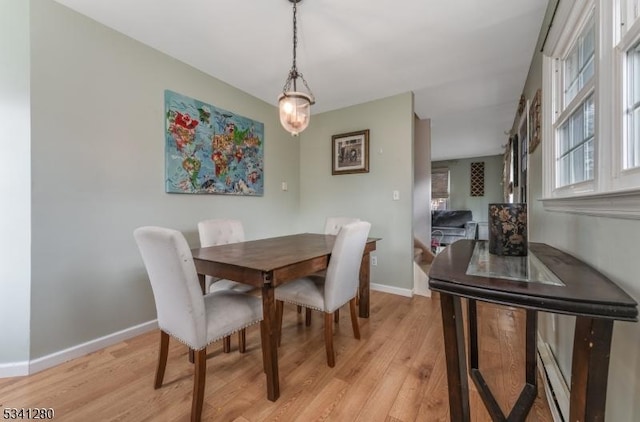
[275, 275, 326, 311]
[209, 278, 254, 293]
[204, 290, 263, 344]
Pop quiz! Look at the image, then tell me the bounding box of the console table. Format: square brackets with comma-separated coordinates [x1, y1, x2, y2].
[428, 240, 638, 422]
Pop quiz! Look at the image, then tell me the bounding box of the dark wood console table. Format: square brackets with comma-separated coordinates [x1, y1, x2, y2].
[428, 240, 637, 422]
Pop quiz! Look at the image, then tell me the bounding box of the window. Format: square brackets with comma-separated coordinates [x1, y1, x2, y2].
[616, 0, 640, 185]
[431, 167, 449, 210]
[563, 17, 595, 106]
[557, 94, 595, 187]
[552, 13, 595, 191]
[625, 37, 640, 169]
[540, 0, 640, 218]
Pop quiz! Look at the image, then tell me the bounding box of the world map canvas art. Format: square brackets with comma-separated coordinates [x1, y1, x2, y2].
[164, 90, 264, 195]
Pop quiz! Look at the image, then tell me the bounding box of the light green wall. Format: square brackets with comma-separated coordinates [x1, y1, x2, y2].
[433, 154, 504, 223]
[298, 93, 415, 292]
[0, 0, 31, 367]
[518, 2, 640, 420]
[28, 0, 300, 359]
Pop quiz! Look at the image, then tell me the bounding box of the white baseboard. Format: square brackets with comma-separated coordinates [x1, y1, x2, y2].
[0, 361, 29, 378]
[371, 283, 413, 297]
[537, 334, 569, 422]
[27, 320, 158, 376]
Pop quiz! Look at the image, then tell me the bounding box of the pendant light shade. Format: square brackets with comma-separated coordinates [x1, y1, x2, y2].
[279, 91, 312, 135]
[279, 0, 315, 136]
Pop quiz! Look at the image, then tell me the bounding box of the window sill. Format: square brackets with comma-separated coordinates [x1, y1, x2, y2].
[540, 188, 640, 219]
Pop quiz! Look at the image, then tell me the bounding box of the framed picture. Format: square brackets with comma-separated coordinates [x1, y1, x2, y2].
[529, 89, 541, 153]
[331, 129, 370, 175]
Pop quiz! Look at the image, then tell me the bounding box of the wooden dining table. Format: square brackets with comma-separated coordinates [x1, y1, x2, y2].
[191, 232, 379, 401]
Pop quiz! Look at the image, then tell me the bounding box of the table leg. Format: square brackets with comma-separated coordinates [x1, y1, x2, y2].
[358, 252, 371, 318]
[261, 278, 280, 401]
[569, 316, 614, 422]
[197, 273, 206, 294]
[440, 293, 470, 422]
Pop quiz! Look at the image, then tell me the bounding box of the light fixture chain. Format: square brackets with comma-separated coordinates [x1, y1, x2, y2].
[297, 72, 315, 99]
[292, 0, 298, 71]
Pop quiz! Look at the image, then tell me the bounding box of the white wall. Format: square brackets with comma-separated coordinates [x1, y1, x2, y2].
[298, 93, 415, 293]
[0, 0, 31, 371]
[27, 0, 300, 359]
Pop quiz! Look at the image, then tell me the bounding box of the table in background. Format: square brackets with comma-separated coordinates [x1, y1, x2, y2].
[429, 240, 637, 422]
[192, 233, 378, 402]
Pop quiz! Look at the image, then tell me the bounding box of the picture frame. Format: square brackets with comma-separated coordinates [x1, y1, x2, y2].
[529, 89, 541, 154]
[331, 129, 370, 175]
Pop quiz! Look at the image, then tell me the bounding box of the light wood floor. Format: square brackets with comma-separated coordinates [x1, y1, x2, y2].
[0, 291, 553, 421]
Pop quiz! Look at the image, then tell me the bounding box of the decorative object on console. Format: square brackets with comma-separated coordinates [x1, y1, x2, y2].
[278, 0, 315, 136]
[332, 130, 370, 175]
[488, 203, 527, 256]
[470, 162, 485, 197]
[164, 90, 264, 195]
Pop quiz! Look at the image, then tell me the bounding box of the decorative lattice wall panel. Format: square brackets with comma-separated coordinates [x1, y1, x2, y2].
[470, 162, 485, 197]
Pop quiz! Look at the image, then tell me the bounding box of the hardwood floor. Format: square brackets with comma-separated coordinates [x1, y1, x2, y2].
[0, 291, 553, 421]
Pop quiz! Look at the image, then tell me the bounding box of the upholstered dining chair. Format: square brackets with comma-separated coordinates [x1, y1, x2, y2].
[134, 226, 263, 422]
[300, 216, 362, 325]
[198, 218, 254, 353]
[324, 216, 361, 235]
[275, 221, 371, 367]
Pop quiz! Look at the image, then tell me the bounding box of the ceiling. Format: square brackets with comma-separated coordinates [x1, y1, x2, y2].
[52, 0, 548, 161]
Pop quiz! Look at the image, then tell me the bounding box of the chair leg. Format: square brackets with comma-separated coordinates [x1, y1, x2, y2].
[238, 329, 246, 353]
[297, 305, 302, 314]
[305, 308, 312, 326]
[154, 331, 170, 389]
[349, 298, 361, 339]
[191, 348, 207, 422]
[276, 300, 284, 347]
[334, 309, 340, 323]
[223, 335, 231, 353]
[324, 313, 335, 367]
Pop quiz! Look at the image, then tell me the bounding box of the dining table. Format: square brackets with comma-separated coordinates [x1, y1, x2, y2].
[191, 232, 379, 401]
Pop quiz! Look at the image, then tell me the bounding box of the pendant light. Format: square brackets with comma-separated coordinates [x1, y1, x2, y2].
[278, 0, 315, 136]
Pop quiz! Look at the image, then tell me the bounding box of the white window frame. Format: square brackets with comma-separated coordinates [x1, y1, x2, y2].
[614, 0, 640, 187]
[541, 0, 640, 219]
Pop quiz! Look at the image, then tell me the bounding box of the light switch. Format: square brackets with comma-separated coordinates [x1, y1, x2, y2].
[393, 190, 400, 200]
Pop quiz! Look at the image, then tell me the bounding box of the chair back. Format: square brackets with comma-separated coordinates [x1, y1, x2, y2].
[198, 219, 245, 246]
[324, 221, 371, 311]
[134, 226, 207, 349]
[324, 217, 361, 235]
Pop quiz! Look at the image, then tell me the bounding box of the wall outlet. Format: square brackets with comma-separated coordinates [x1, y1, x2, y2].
[371, 256, 378, 266]
[281, 181, 288, 191]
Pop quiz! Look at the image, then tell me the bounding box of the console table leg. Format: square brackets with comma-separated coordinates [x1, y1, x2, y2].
[468, 299, 478, 371]
[569, 316, 614, 422]
[525, 310, 538, 386]
[440, 293, 470, 422]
